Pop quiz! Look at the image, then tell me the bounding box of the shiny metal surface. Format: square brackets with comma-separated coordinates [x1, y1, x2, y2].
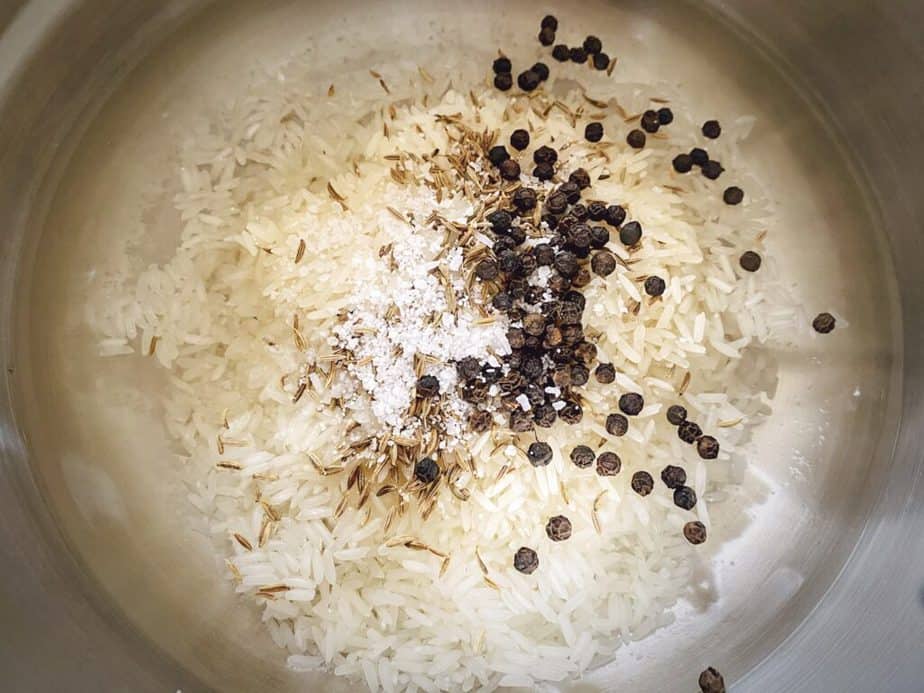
[0, 1, 921, 691]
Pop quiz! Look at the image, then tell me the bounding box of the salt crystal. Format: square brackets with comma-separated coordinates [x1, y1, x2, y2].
[515, 394, 531, 411]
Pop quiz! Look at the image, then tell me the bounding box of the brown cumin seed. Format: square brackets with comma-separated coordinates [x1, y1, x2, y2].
[440, 556, 451, 577]
[147, 335, 158, 356]
[292, 382, 306, 403]
[217, 436, 225, 455]
[679, 371, 692, 395]
[483, 576, 501, 591]
[327, 182, 348, 210]
[233, 533, 253, 551]
[295, 238, 306, 263]
[327, 84, 335, 96]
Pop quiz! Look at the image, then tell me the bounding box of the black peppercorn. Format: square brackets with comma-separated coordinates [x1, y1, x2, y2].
[678, 420, 702, 444]
[591, 249, 617, 277]
[492, 292, 513, 311]
[488, 145, 509, 166]
[558, 400, 583, 424]
[739, 251, 762, 272]
[689, 147, 709, 166]
[527, 441, 553, 467]
[560, 323, 584, 344]
[570, 445, 595, 469]
[548, 274, 571, 293]
[582, 35, 602, 54]
[589, 226, 610, 249]
[701, 160, 724, 180]
[640, 109, 660, 134]
[552, 44, 570, 62]
[456, 356, 481, 382]
[506, 328, 526, 350]
[541, 14, 558, 30]
[619, 220, 642, 246]
[569, 168, 591, 189]
[533, 163, 555, 181]
[523, 313, 546, 337]
[631, 471, 654, 496]
[518, 70, 541, 92]
[673, 485, 697, 510]
[697, 435, 720, 460]
[596, 451, 622, 476]
[487, 209, 513, 233]
[494, 72, 513, 91]
[684, 521, 707, 545]
[672, 153, 694, 173]
[560, 181, 582, 203]
[474, 258, 499, 280]
[605, 205, 626, 227]
[595, 362, 616, 384]
[666, 404, 687, 426]
[550, 346, 574, 365]
[510, 409, 534, 432]
[723, 186, 744, 205]
[539, 26, 556, 46]
[567, 224, 592, 252]
[657, 107, 674, 125]
[569, 46, 588, 63]
[702, 120, 721, 139]
[513, 546, 539, 574]
[531, 62, 550, 82]
[541, 214, 559, 231]
[545, 515, 572, 541]
[499, 158, 521, 181]
[626, 129, 646, 149]
[644, 275, 666, 297]
[605, 412, 629, 437]
[414, 457, 440, 483]
[563, 290, 585, 310]
[512, 187, 537, 212]
[510, 129, 530, 151]
[661, 465, 687, 489]
[593, 52, 610, 70]
[468, 409, 493, 433]
[533, 145, 558, 165]
[492, 57, 512, 74]
[533, 403, 557, 428]
[416, 374, 440, 398]
[545, 191, 569, 215]
[553, 251, 579, 278]
[570, 364, 590, 386]
[558, 301, 582, 325]
[586, 201, 607, 221]
[813, 312, 836, 334]
[619, 392, 644, 416]
[534, 243, 555, 266]
[585, 122, 604, 143]
[698, 667, 726, 693]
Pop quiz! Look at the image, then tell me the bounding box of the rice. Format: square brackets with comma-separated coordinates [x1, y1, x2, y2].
[90, 47, 800, 692]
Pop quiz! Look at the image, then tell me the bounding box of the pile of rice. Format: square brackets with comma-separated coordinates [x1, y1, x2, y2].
[93, 52, 799, 692]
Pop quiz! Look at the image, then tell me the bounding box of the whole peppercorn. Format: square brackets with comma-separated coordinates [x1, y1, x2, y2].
[567, 225, 592, 253]
[534, 403, 558, 428]
[740, 250, 762, 272]
[672, 153, 694, 173]
[533, 163, 555, 181]
[698, 667, 726, 693]
[702, 160, 724, 180]
[560, 181, 582, 203]
[697, 435, 720, 459]
[593, 52, 610, 70]
[596, 451, 622, 476]
[521, 356, 545, 381]
[510, 129, 530, 151]
[546, 515, 573, 541]
[523, 313, 546, 337]
[589, 226, 610, 249]
[569, 168, 592, 189]
[619, 392, 644, 415]
[545, 191, 569, 215]
[550, 346, 574, 365]
[690, 147, 709, 166]
[644, 275, 666, 297]
[591, 249, 617, 277]
[513, 187, 538, 212]
[605, 204, 627, 227]
[553, 251, 579, 278]
[497, 249, 522, 274]
[657, 107, 674, 125]
[631, 471, 655, 496]
[587, 201, 607, 221]
[510, 409, 534, 432]
[560, 324, 584, 345]
[506, 327, 526, 349]
[468, 409, 493, 433]
[666, 404, 687, 426]
[518, 70, 541, 92]
[563, 290, 586, 309]
[570, 364, 590, 386]
[416, 374, 440, 397]
[570, 46, 588, 63]
[539, 26, 556, 46]
[673, 485, 697, 510]
[494, 72, 513, 91]
[541, 14, 558, 30]
[541, 214, 559, 230]
[558, 400, 583, 424]
[558, 300, 582, 325]
[514, 546, 539, 574]
[462, 383, 489, 404]
[813, 312, 836, 334]
[474, 258, 499, 280]
[456, 356, 481, 382]
[661, 465, 687, 489]
[488, 145, 509, 166]
[499, 158, 521, 181]
[527, 441, 553, 467]
[534, 243, 555, 266]
[585, 122, 604, 143]
[534, 145, 558, 165]
[552, 44, 570, 62]
[414, 457, 440, 483]
[492, 57, 512, 74]
[678, 420, 703, 444]
[552, 366, 571, 388]
[548, 274, 571, 293]
[684, 521, 708, 545]
[626, 129, 646, 149]
[641, 109, 660, 133]
[595, 362, 616, 384]
[605, 412, 629, 437]
[531, 62, 550, 82]
[487, 209, 513, 233]
[619, 220, 643, 246]
[570, 445, 595, 468]
[723, 186, 744, 205]
[583, 35, 603, 54]
[702, 120, 722, 139]
[543, 325, 563, 348]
